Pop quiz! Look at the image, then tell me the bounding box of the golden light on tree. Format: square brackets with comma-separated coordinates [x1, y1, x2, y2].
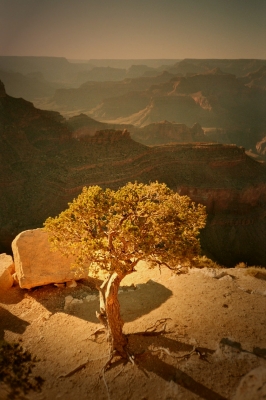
[44, 182, 206, 362]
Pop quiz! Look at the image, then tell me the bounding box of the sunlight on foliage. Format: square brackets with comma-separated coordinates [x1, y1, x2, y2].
[44, 182, 207, 277]
[193, 255, 222, 269]
[235, 262, 247, 269]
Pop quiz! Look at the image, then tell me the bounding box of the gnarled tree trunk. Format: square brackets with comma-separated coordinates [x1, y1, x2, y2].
[97, 272, 128, 358]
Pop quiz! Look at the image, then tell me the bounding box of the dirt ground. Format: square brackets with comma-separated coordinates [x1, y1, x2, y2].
[1, 262, 266, 400]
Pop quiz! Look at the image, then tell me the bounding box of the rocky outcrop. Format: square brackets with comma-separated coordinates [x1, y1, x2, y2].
[0, 253, 15, 290]
[67, 113, 109, 138]
[12, 229, 87, 289]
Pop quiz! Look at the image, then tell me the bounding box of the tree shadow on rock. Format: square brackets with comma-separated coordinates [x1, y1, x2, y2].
[119, 280, 172, 323]
[0, 306, 30, 340]
[26, 280, 173, 325]
[128, 334, 226, 400]
[140, 354, 227, 400]
[62, 280, 172, 324]
[0, 285, 25, 305]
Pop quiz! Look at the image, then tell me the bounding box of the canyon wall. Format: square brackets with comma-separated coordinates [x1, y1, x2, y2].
[1, 82, 266, 266]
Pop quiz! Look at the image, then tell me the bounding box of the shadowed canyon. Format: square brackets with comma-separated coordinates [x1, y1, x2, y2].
[0, 57, 266, 267]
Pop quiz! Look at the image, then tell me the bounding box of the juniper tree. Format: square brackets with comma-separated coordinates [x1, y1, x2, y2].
[44, 182, 206, 360]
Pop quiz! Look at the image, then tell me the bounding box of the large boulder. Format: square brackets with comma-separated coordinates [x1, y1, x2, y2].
[12, 229, 87, 289]
[0, 253, 15, 290]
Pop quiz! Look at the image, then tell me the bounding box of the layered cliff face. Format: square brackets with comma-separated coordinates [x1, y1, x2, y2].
[0, 69, 63, 102]
[1, 82, 266, 266]
[66, 114, 207, 146]
[178, 183, 266, 266]
[1, 57, 265, 157]
[48, 71, 174, 115]
[239, 66, 266, 90]
[44, 68, 266, 158]
[132, 121, 207, 145]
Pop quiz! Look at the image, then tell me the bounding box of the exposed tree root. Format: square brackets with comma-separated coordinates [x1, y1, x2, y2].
[128, 318, 172, 338]
[91, 327, 106, 336]
[98, 350, 124, 400]
[126, 351, 135, 365]
[98, 348, 135, 400]
[101, 367, 111, 400]
[60, 320, 206, 400]
[150, 345, 204, 360]
[111, 364, 126, 381]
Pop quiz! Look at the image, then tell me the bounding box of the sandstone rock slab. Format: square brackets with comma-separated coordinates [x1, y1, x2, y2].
[0, 253, 15, 290]
[12, 229, 87, 289]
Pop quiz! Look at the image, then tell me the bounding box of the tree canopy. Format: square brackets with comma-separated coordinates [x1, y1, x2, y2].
[44, 181, 206, 278]
[44, 181, 207, 360]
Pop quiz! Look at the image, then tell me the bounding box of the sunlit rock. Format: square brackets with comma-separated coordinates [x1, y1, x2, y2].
[0, 253, 15, 290]
[12, 228, 87, 289]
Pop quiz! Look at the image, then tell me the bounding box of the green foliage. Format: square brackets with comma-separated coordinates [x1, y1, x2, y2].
[235, 262, 247, 269]
[44, 182, 206, 277]
[192, 255, 222, 269]
[0, 341, 44, 399]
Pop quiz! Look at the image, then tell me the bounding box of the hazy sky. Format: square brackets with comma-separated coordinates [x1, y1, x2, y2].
[0, 0, 265, 60]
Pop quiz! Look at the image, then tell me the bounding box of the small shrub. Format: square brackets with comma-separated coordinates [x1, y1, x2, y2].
[193, 255, 222, 269]
[235, 262, 247, 269]
[0, 340, 44, 399]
